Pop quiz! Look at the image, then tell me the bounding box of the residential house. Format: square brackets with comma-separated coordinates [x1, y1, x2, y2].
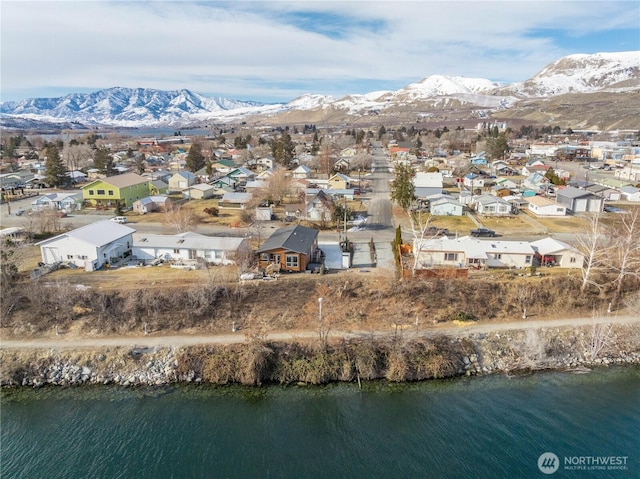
[245, 180, 267, 195]
[522, 172, 550, 192]
[133, 196, 172, 214]
[526, 196, 567, 217]
[530, 238, 584, 268]
[256, 224, 320, 273]
[211, 159, 236, 174]
[211, 176, 237, 193]
[328, 173, 351, 190]
[473, 194, 512, 216]
[413, 172, 443, 198]
[228, 167, 255, 184]
[292, 165, 312, 179]
[556, 186, 604, 213]
[219, 192, 253, 209]
[413, 236, 535, 270]
[65, 170, 88, 184]
[36, 220, 135, 270]
[133, 232, 249, 266]
[168, 171, 196, 191]
[256, 156, 275, 171]
[149, 179, 169, 196]
[31, 192, 83, 211]
[256, 205, 274, 221]
[620, 186, 640, 202]
[430, 196, 464, 216]
[463, 173, 484, 191]
[81, 173, 150, 208]
[305, 190, 334, 222]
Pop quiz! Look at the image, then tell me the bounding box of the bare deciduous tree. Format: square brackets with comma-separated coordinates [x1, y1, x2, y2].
[163, 204, 197, 233]
[575, 213, 604, 291]
[260, 167, 291, 206]
[603, 208, 640, 306]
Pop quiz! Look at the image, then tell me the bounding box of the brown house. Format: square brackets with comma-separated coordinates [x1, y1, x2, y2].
[256, 225, 320, 273]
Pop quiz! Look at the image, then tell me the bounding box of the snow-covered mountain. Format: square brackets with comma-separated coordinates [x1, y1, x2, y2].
[501, 51, 640, 97]
[1, 51, 638, 128]
[0, 87, 276, 127]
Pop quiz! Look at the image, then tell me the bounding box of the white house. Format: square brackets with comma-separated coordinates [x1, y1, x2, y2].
[530, 238, 584, 268]
[36, 220, 135, 270]
[132, 232, 249, 265]
[414, 172, 443, 198]
[292, 164, 312, 179]
[429, 196, 464, 216]
[463, 173, 484, 190]
[132, 196, 172, 214]
[413, 236, 535, 269]
[31, 192, 83, 211]
[473, 194, 512, 216]
[526, 196, 567, 217]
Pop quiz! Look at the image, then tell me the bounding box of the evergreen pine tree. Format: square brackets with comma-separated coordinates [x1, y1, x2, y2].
[44, 145, 67, 187]
[94, 147, 115, 176]
[186, 142, 205, 172]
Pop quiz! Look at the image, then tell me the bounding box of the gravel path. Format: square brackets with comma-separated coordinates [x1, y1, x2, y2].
[2, 314, 637, 350]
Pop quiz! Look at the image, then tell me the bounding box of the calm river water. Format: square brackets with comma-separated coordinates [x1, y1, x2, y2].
[1, 367, 638, 478]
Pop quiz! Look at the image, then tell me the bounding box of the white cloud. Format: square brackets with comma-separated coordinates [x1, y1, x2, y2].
[1, 1, 638, 102]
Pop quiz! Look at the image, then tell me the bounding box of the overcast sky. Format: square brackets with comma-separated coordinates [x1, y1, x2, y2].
[1, 1, 638, 103]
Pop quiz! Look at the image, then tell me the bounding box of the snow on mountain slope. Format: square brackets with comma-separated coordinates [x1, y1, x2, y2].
[0, 87, 275, 126]
[504, 51, 639, 97]
[1, 51, 638, 127]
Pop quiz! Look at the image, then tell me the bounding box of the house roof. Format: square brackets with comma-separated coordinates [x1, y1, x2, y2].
[256, 225, 318, 254]
[329, 173, 350, 182]
[530, 237, 579, 255]
[556, 186, 594, 199]
[83, 173, 148, 190]
[36, 220, 135, 247]
[526, 196, 562, 207]
[414, 172, 443, 188]
[191, 183, 214, 191]
[172, 171, 196, 180]
[133, 232, 246, 251]
[620, 186, 640, 194]
[220, 192, 252, 203]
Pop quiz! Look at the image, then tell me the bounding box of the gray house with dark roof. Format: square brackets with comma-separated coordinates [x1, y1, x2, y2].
[256, 225, 319, 272]
[556, 186, 604, 213]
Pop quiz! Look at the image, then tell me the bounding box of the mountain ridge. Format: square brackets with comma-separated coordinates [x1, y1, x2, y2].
[1, 51, 638, 129]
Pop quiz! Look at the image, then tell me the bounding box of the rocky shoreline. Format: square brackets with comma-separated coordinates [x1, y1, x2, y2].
[2, 323, 639, 388]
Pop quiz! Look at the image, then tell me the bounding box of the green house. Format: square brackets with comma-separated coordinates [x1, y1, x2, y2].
[81, 173, 150, 208]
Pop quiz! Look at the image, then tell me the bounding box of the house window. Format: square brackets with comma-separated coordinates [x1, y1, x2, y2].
[444, 253, 458, 261]
[495, 254, 502, 259]
[570, 257, 576, 263]
[557, 208, 564, 212]
[285, 255, 299, 268]
[80, 255, 88, 260]
[260, 253, 270, 261]
[67, 255, 73, 260]
[97, 189, 105, 195]
[269, 254, 281, 263]
[108, 190, 114, 196]
[173, 249, 180, 254]
[88, 190, 94, 195]
[525, 255, 532, 264]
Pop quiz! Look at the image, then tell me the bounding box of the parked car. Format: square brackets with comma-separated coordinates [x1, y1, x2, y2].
[15, 209, 25, 216]
[110, 216, 127, 224]
[470, 227, 496, 237]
